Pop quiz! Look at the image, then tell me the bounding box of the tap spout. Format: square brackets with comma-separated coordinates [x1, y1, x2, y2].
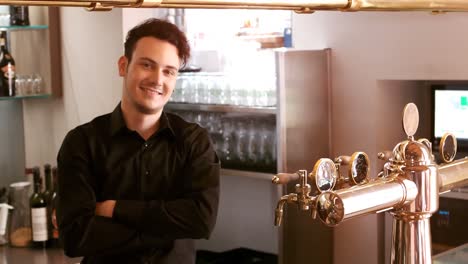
[275, 194, 297, 226]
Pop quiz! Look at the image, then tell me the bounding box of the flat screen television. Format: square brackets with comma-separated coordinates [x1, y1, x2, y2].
[432, 85, 468, 154]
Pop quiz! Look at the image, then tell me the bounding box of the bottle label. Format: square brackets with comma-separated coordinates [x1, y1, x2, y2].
[31, 208, 48, 241]
[4, 62, 14, 78]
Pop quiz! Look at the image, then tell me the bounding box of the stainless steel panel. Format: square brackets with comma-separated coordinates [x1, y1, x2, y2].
[276, 49, 332, 264]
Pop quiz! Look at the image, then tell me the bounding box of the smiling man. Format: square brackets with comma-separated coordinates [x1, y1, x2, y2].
[56, 19, 220, 264]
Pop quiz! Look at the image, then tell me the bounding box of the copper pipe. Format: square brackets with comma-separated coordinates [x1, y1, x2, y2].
[0, 0, 347, 9]
[389, 145, 439, 264]
[0, 1, 94, 7]
[438, 157, 468, 193]
[391, 216, 432, 264]
[315, 175, 418, 226]
[2, 0, 468, 12]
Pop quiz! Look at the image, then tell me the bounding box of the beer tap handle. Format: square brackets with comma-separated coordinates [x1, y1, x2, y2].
[377, 150, 393, 161]
[272, 172, 301, 184]
[335, 155, 351, 165]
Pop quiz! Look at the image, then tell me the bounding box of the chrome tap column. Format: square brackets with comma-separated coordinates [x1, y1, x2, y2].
[273, 103, 468, 264]
[390, 139, 438, 264]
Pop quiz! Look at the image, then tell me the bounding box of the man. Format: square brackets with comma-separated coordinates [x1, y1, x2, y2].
[57, 18, 220, 264]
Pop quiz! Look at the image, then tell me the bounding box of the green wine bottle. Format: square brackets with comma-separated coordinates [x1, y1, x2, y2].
[43, 164, 57, 247]
[30, 167, 48, 248]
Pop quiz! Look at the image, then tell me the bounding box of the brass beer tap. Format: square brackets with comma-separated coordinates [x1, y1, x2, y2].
[273, 103, 468, 264]
[273, 170, 317, 226]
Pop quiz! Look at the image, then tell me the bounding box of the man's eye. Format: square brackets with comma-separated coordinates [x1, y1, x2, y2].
[141, 62, 152, 69]
[164, 69, 176, 76]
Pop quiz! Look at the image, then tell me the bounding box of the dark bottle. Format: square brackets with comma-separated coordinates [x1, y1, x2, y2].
[0, 31, 15, 97]
[9, 6, 29, 26]
[44, 165, 59, 247]
[30, 167, 48, 248]
[49, 167, 59, 247]
[43, 164, 54, 247]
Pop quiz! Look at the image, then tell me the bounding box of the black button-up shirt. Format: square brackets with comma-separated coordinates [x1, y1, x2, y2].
[57, 104, 220, 264]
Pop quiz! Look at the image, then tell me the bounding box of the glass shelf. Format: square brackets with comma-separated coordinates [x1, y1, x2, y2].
[0, 25, 48, 31]
[0, 93, 51, 101]
[166, 102, 277, 114]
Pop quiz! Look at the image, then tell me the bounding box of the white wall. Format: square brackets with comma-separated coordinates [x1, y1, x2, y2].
[22, 7, 124, 167]
[293, 11, 468, 264]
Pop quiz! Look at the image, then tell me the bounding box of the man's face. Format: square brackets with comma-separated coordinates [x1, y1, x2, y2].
[119, 37, 180, 115]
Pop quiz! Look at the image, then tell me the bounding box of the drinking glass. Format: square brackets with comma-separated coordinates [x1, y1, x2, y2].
[15, 75, 25, 96]
[247, 118, 261, 166]
[198, 73, 210, 104]
[188, 74, 200, 104]
[234, 119, 248, 164]
[32, 74, 43, 94]
[23, 74, 33, 95]
[266, 76, 277, 106]
[178, 74, 191, 103]
[8, 182, 32, 247]
[171, 79, 181, 102]
[228, 76, 242, 106]
[221, 119, 234, 165]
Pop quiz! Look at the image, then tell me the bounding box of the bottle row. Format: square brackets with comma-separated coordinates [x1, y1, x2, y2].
[170, 72, 277, 107]
[169, 109, 277, 173]
[0, 5, 30, 27]
[15, 74, 44, 96]
[0, 164, 59, 248]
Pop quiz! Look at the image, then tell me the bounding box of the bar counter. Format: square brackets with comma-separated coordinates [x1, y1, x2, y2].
[1, 243, 465, 263]
[433, 243, 468, 264]
[0, 246, 82, 264]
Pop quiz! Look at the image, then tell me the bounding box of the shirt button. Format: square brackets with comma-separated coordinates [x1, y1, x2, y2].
[144, 143, 148, 148]
[145, 171, 149, 175]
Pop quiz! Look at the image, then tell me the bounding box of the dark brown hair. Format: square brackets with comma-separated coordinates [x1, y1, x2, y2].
[124, 18, 190, 68]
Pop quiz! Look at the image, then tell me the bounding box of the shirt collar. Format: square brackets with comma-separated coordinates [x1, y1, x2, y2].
[159, 111, 176, 138]
[110, 103, 126, 136]
[110, 103, 175, 137]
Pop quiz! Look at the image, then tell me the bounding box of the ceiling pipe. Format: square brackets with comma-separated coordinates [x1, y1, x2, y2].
[0, 0, 466, 13]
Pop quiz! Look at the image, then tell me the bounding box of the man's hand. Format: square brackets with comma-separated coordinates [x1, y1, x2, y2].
[95, 200, 116, 218]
